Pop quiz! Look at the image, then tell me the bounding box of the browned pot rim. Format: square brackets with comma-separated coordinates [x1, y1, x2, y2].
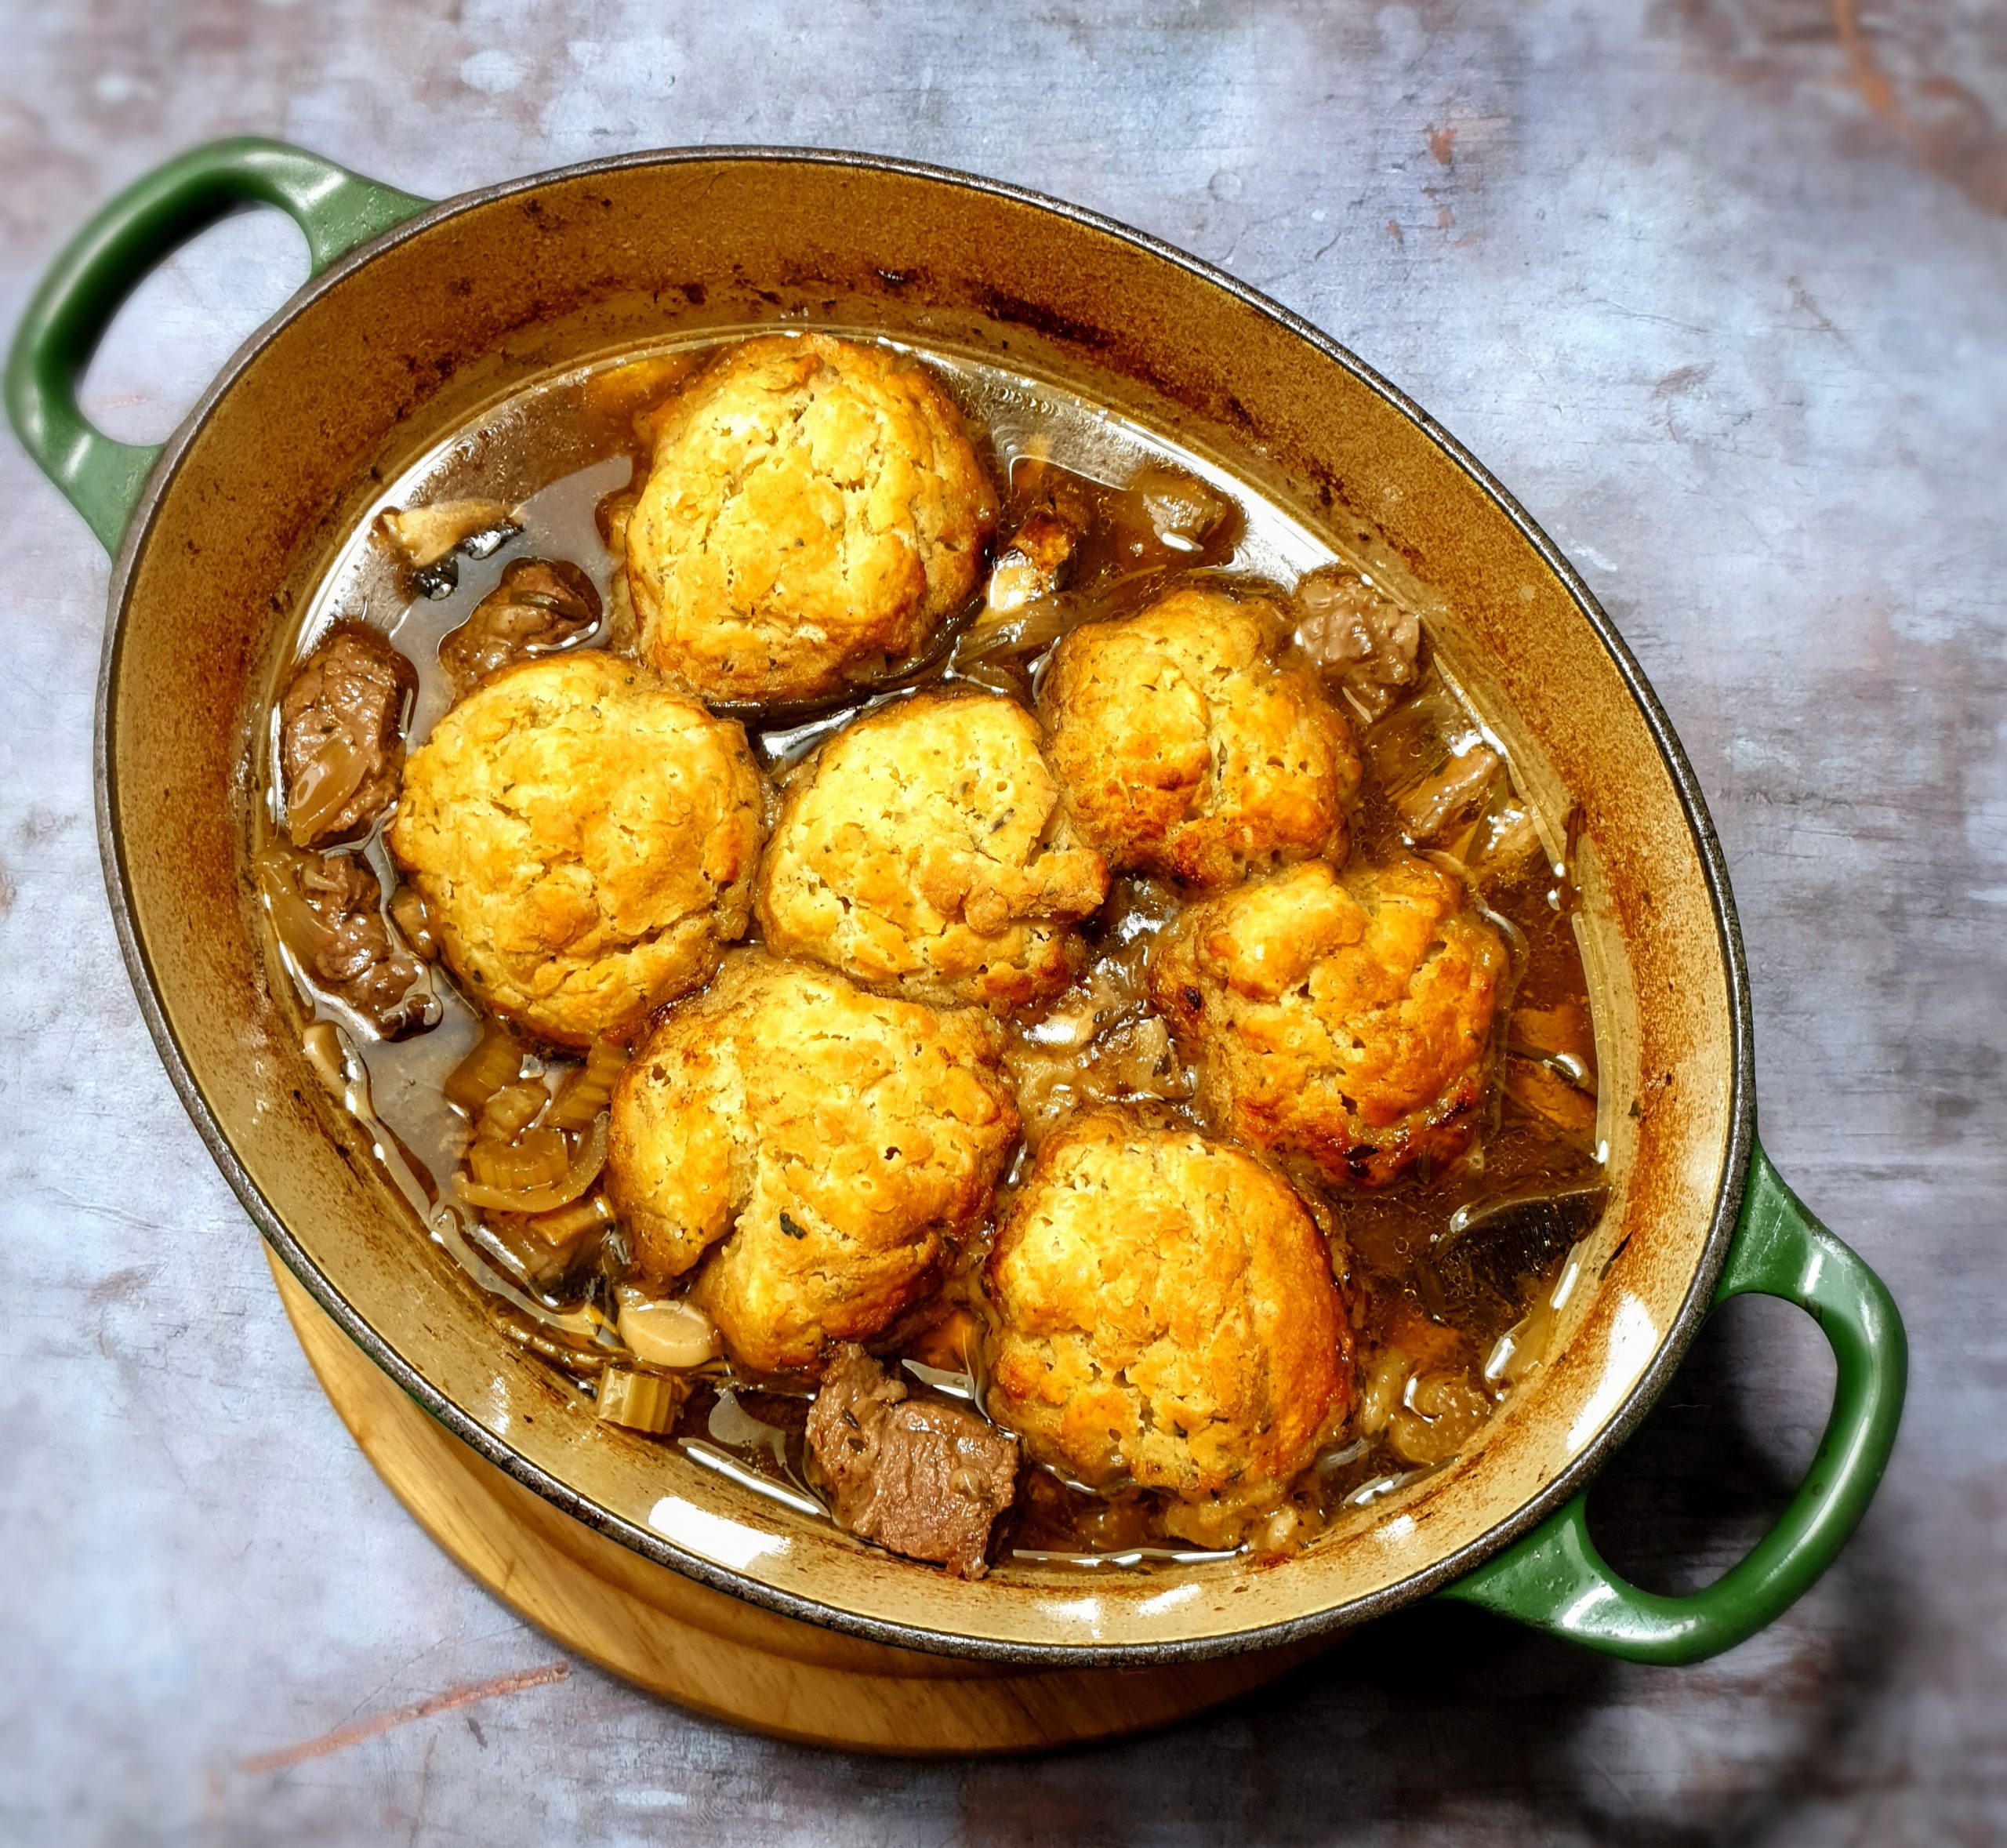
[93, 145, 1755, 1666]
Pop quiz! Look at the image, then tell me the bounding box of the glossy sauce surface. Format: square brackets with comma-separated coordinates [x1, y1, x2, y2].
[257, 333, 1607, 1569]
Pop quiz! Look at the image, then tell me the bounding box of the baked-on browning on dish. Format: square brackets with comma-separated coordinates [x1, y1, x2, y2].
[1041, 583, 1361, 891]
[624, 333, 997, 705]
[986, 1107, 1351, 1546]
[606, 953, 1018, 1374]
[387, 652, 763, 1046]
[757, 689, 1109, 1011]
[1151, 855, 1508, 1187]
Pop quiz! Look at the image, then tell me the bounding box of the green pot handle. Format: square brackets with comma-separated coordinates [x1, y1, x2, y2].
[5, 137, 431, 554]
[1441, 1133, 1905, 1663]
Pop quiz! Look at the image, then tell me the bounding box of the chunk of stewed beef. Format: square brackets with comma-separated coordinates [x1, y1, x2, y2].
[258, 845, 436, 1038]
[804, 1344, 1019, 1578]
[279, 623, 417, 848]
[437, 557, 602, 695]
[1292, 565, 1421, 722]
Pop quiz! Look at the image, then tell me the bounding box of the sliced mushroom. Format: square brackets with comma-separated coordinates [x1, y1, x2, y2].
[615, 1287, 724, 1369]
[377, 499, 522, 597]
[984, 503, 1085, 620]
[1395, 744, 1504, 844]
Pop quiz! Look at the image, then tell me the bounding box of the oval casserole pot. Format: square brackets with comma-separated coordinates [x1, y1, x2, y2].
[5, 139, 1907, 1669]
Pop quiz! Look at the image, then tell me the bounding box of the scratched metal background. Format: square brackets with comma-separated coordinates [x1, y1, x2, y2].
[2, 2, 2002, 1843]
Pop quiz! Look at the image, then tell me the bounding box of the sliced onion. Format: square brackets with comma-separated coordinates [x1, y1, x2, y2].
[255, 847, 333, 961]
[284, 737, 369, 845]
[956, 593, 1078, 660]
[457, 1115, 608, 1214]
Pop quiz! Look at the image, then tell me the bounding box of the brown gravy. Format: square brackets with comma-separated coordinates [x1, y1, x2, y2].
[256, 334, 1607, 1570]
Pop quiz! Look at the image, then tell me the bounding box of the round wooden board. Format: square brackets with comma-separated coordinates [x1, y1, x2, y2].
[267, 1251, 1329, 1754]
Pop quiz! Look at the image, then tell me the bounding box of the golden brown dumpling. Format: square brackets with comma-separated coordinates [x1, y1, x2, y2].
[624, 334, 996, 706]
[1150, 855, 1507, 1187]
[756, 690, 1107, 1011]
[986, 1108, 1349, 1545]
[387, 652, 761, 1046]
[606, 954, 1018, 1374]
[1041, 583, 1360, 890]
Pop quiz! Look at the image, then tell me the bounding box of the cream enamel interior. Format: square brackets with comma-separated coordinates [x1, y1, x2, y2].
[101, 153, 1740, 1660]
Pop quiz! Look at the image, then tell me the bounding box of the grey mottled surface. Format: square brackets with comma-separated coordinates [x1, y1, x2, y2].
[2, 2, 2003, 1843]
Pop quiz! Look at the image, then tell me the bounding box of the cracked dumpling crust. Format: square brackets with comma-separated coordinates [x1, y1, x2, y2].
[756, 690, 1109, 1011]
[1150, 856, 1508, 1188]
[386, 652, 761, 1046]
[986, 1108, 1350, 1545]
[624, 334, 998, 706]
[606, 953, 1019, 1374]
[1040, 583, 1361, 891]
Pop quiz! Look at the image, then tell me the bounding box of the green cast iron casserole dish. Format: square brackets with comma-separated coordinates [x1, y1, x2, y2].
[6, 139, 1906, 1667]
